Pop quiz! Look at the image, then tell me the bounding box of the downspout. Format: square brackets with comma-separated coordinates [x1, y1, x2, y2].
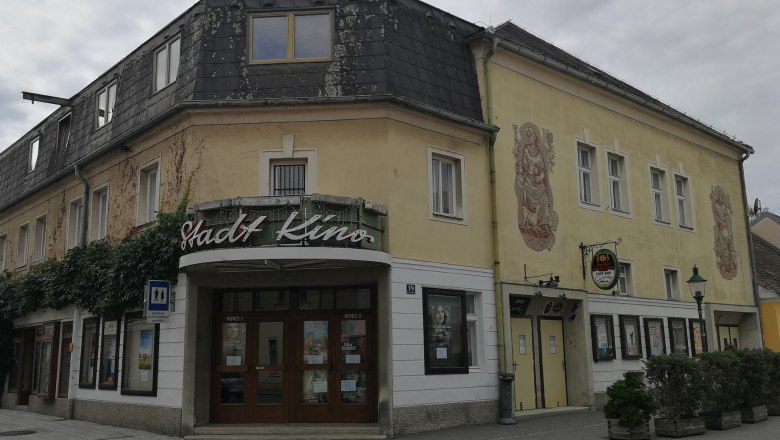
[739, 152, 764, 348]
[67, 165, 89, 419]
[484, 38, 506, 373]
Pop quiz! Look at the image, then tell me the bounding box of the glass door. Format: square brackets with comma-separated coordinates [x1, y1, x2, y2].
[254, 320, 287, 422]
[295, 316, 334, 422]
[336, 314, 376, 422]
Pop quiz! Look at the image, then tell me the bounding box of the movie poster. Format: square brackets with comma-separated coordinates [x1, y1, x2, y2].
[303, 321, 328, 365]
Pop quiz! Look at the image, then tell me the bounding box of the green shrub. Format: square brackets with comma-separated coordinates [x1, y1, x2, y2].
[735, 348, 771, 407]
[699, 350, 742, 414]
[644, 353, 705, 420]
[604, 371, 654, 428]
[766, 350, 780, 405]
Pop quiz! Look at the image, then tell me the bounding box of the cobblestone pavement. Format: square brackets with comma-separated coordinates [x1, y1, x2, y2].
[3, 408, 780, 439]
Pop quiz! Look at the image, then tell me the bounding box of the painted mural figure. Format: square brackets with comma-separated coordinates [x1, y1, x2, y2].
[513, 122, 558, 251]
[710, 186, 738, 279]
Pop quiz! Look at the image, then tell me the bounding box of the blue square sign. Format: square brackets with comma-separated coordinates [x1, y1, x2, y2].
[147, 280, 171, 313]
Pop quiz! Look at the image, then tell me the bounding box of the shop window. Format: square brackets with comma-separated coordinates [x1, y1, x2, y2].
[137, 160, 160, 225]
[689, 319, 707, 356]
[271, 160, 307, 195]
[33, 214, 47, 263]
[122, 312, 159, 396]
[29, 137, 40, 172]
[57, 322, 73, 398]
[429, 148, 465, 221]
[675, 175, 693, 229]
[99, 318, 121, 389]
[669, 318, 689, 355]
[154, 36, 181, 92]
[249, 12, 332, 63]
[90, 184, 109, 241]
[664, 268, 680, 300]
[32, 322, 60, 398]
[590, 314, 615, 361]
[67, 197, 84, 250]
[423, 288, 468, 374]
[650, 167, 669, 223]
[96, 82, 117, 128]
[578, 144, 600, 206]
[619, 315, 642, 360]
[79, 317, 99, 388]
[16, 222, 29, 268]
[644, 318, 666, 358]
[607, 153, 628, 213]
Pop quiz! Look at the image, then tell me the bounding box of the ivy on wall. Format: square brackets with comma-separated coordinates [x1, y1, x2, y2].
[0, 201, 186, 395]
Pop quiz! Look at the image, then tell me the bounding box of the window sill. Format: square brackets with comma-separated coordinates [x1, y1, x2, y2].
[121, 389, 158, 397]
[430, 212, 467, 225]
[652, 219, 673, 228]
[247, 57, 332, 65]
[151, 80, 176, 97]
[678, 225, 695, 233]
[578, 201, 603, 212]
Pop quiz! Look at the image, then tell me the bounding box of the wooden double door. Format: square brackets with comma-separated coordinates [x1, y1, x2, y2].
[210, 288, 377, 424]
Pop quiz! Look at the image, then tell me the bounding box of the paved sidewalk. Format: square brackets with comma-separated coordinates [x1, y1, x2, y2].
[3, 408, 780, 439]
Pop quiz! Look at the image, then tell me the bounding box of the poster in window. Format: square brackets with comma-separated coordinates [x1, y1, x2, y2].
[621, 316, 641, 358]
[138, 329, 153, 372]
[341, 320, 366, 364]
[596, 318, 609, 356]
[647, 319, 665, 356]
[691, 320, 704, 354]
[424, 291, 466, 373]
[222, 323, 246, 365]
[670, 319, 688, 354]
[303, 321, 328, 365]
[302, 370, 328, 404]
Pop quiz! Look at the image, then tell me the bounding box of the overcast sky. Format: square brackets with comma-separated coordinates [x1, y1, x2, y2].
[0, 0, 777, 211]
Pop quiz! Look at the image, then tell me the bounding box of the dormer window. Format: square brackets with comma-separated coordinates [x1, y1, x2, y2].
[97, 82, 117, 128]
[29, 137, 40, 172]
[249, 11, 332, 63]
[154, 36, 181, 92]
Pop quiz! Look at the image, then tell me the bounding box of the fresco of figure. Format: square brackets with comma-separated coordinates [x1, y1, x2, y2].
[513, 122, 558, 251]
[710, 185, 738, 279]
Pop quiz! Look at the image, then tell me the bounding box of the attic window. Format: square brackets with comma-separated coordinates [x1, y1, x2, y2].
[154, 36, 181, 92]
[249, 11, 332, 63]
[29, 137, 40, 172]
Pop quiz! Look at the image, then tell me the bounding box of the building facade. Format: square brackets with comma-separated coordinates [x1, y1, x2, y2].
[752, 212, 780, 350]
[0, 0, 761, 437]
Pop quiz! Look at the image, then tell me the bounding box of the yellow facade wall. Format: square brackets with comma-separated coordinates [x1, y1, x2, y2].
[760, 302, 780, 351]
[0, 104, 493, 273]
[486, 47, 754, 306]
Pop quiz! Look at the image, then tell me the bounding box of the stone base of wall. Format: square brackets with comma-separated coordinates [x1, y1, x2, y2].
[74, 400, 181, 436]
[392, 400, 498, 437]
[593, 392, 608, 408]
[0, 393, 67, 418]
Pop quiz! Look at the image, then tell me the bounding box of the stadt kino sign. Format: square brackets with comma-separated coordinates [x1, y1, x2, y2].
[590, 248, 620, 290]
[181, 211, 377, 251]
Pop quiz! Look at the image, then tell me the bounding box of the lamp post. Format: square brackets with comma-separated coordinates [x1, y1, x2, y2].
[687, 265, 708, 352]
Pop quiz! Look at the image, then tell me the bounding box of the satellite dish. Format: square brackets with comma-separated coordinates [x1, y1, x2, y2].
[754, 198, 762, 215]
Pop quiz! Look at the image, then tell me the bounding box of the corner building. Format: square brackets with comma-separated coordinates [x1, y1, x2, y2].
[0, 0, 760, 437]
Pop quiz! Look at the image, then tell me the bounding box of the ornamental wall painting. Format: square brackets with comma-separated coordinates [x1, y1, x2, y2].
[710, 185, 738, 279]
[513, 122, 559, 251]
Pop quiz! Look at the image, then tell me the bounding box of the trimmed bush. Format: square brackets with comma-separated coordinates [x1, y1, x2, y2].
[735, 349, 771, 408]
[699, 350, 742, 414]
[644, 353, 705, 421]
[605, 371, 654, 428]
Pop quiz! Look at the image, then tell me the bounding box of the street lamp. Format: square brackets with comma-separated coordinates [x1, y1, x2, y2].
[687, 265, 708, 352]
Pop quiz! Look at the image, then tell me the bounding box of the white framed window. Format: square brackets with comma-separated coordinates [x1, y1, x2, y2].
[674, 175, 693, 229]
[577, 144, 599, 206]
[271, 160, 307, 195]
[67, 197, 84, 250]
[618, 261, 633, 296]
[90, 184, 110, 241]
[58, 114, 72, 153]
[16, 222, 30, 268]
[0, 233, 6, 272]
[33, 214, 47, 263]
[429, 147, 465, 221]
[137, 160, 160, 225]
[96, 82, 117, 128]
[260, 148, 317, 196]
[29, 137, 40, 172]
[664, 268, 680, 300]
[650, 167, 669, 223]
[607, 153, 629, 213]
[153, 36, 181, 92]
[465, 292, 484, 369]
[249, 11, 333, 63]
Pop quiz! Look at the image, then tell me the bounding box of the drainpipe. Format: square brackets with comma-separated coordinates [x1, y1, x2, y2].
[739, 152, 764, 348]
[484, 37, 515, 424]
[67, 165, 89, 419]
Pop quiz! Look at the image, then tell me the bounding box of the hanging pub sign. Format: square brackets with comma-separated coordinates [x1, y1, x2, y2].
[591, 249, 620, 290]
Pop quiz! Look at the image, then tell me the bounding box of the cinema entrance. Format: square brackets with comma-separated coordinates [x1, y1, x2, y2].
[210, 287, 377, 424]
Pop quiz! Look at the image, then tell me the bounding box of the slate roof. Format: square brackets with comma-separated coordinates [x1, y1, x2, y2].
[753, 234, 780, 294]
[751, 210, 780, 227]
[0, 0, 486, 212]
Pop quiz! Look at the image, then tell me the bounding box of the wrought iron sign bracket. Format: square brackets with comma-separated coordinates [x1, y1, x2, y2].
[579, 237, 622, 280]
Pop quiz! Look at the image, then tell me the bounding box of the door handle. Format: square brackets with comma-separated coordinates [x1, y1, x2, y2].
[256, 366, 265, 371]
